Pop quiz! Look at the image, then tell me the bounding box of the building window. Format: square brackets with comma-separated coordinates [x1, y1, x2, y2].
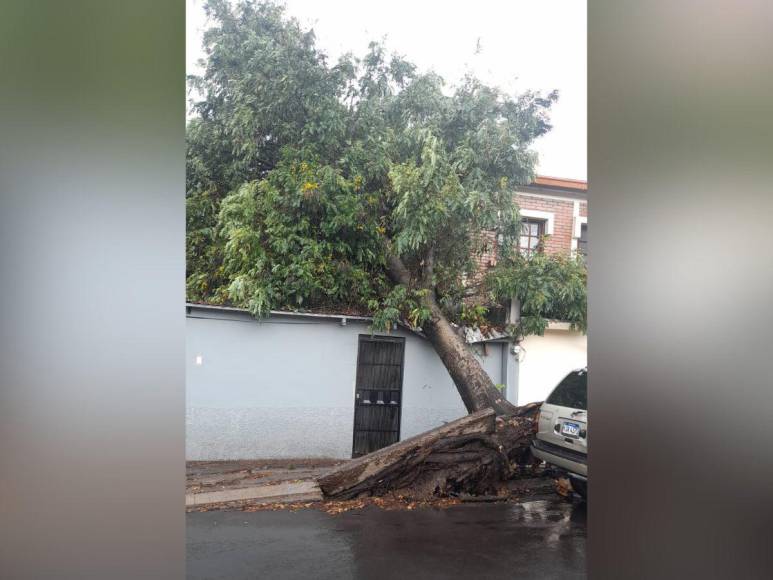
[578, 223, 588, 257]
[519, 218, 545, 255]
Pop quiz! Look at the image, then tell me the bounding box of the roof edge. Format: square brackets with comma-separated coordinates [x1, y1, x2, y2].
[186, 302, 374, 322]
[186, 303, 508, 344]
[533, 175, 587, 191]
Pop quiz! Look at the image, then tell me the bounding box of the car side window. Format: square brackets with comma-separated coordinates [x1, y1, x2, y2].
[546, 371, 587, 410]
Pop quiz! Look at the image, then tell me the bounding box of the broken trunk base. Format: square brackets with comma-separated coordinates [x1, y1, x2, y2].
[319, 406, 539, 501]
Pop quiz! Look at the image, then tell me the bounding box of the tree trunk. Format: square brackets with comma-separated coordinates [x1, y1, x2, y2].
[322, 252, 537, 502]
[386, 253, 519, 416]
[319, 406, 540, 500]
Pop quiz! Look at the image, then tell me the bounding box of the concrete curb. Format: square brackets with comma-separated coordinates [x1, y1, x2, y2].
[186, 480, 323, 506]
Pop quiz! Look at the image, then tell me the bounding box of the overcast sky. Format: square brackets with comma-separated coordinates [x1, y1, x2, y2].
[187, 0, 586, 180]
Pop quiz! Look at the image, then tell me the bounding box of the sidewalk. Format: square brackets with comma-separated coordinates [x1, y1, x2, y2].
[186, 459, 345, 508]
[186, 459, 560, 510]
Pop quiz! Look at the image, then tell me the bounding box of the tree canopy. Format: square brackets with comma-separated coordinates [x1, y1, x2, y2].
[187, 0, 585, 340]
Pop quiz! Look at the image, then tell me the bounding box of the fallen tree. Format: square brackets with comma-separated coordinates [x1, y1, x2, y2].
[320, 404, 540, 500]
[187, 2, 586, 499]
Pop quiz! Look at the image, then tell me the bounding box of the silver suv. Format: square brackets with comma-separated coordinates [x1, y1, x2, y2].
[531, 368, 588, 498]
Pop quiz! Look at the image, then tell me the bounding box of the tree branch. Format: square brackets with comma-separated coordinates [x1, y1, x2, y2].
[422, 246, 435, 289]
[385, 251, 412, 287]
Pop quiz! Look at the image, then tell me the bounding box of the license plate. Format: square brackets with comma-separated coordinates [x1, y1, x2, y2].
[561, 421, 581, 437]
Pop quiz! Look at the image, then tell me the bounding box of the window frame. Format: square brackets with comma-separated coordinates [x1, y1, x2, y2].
[572, 213, 588, 257]
[518, 218, 546, 256]
[577, 222, 588, 257]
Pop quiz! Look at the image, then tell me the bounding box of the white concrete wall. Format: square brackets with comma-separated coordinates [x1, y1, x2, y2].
[398, 331, 468, 441]
[516, 329, 587, 405]
[186, 311, 359, 460]
[186, 307, 509, 460]
[472, 342, 504, 389]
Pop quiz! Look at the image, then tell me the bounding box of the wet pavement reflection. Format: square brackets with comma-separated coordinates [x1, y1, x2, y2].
[187, 498, 586, 579]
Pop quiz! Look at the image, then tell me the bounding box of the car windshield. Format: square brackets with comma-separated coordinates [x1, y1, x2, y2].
[546, 370, 587, 410]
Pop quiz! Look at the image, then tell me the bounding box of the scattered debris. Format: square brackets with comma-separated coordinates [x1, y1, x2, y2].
[187, 494, 466, 514]
[457, 494, 509, 503]
[185, 451, 558, 514]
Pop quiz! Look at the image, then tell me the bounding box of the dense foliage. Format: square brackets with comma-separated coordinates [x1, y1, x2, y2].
[187, 0, 585, 337]
[487, 252, 587, 338]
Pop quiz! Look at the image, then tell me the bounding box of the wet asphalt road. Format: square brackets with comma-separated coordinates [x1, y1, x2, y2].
[187, 498, 586, 579]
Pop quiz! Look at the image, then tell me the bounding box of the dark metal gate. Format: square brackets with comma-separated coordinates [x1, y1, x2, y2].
[352, 335, 405, 457]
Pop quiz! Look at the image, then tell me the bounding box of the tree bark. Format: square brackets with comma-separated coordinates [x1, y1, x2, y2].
[386, 253, 519, 416]
[318, 406, 540, 500]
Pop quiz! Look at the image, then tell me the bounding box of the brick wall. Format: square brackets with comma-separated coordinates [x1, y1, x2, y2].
[468, 190, 588, 287]
[466, 230, 499, 291]
[515, 193, 576, 255]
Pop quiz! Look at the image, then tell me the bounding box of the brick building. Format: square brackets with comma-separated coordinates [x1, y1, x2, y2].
[476, 175, 588, 273]
[510, 175, 588, 404]
[516, 175, 587, 257]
